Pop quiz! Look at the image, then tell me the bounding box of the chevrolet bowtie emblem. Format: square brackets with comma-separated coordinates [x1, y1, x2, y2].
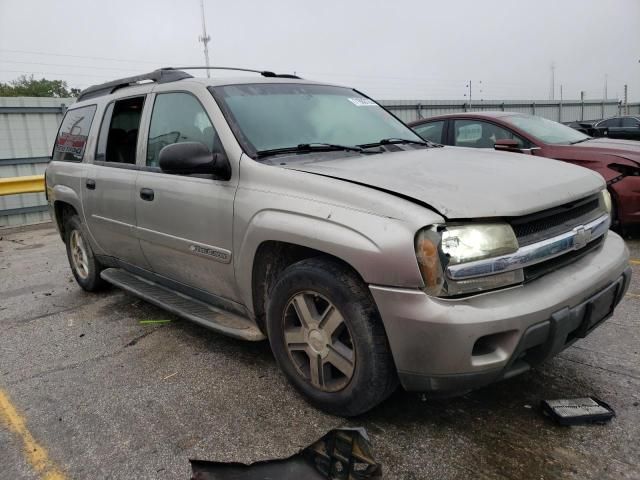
[573, 226, 590, 250]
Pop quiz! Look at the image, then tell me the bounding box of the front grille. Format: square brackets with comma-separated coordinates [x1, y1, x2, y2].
[510, 195, 602, 247]
[523, 235, 605, 283]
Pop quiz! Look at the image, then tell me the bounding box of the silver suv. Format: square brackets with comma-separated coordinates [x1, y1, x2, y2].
[46, 68, 631, 416]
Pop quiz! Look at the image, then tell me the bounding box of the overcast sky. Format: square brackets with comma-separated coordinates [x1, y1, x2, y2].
[0, 0, 638, 101]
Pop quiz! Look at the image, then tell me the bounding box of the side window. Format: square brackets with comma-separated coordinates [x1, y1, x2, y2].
[52, 105, 97, 162]
[621, 117, 640, 127]
[95, 96, 145, 164]
[413, 121, 444, 143]
[598, 118, 621, 128]
[146, 92, 221, 167]
[453, 120, 525, 148]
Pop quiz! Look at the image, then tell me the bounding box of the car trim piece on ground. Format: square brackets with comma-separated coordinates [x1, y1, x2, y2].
[447, 213, 610, 280]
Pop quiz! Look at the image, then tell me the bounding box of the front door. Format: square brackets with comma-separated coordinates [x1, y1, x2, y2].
[134, 91, 239, 301]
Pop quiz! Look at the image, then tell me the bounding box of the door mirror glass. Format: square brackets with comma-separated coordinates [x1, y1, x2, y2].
[494, 138, 522, 152]
[159, 142, 230, 178]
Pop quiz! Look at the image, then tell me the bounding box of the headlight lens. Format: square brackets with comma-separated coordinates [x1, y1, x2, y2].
[601, 189, 612, 215]
[441, 224, 518, 265]
[415, 223, 521, 297]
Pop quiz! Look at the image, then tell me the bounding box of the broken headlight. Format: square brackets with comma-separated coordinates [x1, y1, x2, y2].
[415, 223, 521, 297]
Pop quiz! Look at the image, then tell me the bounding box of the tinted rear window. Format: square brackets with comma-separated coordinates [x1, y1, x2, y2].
[52, 105, 97, 162]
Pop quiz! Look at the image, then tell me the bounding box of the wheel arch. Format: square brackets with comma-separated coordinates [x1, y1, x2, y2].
[249, 240, 367, 334]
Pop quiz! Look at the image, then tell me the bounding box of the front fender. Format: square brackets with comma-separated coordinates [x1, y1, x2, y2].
[234, 207, 427, 312]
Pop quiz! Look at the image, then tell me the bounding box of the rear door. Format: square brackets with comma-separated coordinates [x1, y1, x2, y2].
[134, 90, 239, 301]
[83, 95, 151, 268]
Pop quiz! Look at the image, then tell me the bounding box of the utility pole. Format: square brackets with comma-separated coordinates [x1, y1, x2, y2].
[198, 0, 211, 78]
[466, 80, 472, 108]
[464, 80, 482, 109]
[550, 62, 555, 100]
[604, 74, 608, 100]
[559, 84, 563, 122]
[624, 84, 628, 114]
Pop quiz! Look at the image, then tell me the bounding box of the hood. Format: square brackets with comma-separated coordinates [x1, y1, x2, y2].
[285, 147, 604, 219]
[571, 138, 640, 165]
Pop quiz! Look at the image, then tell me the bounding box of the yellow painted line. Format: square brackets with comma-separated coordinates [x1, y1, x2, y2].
[626, 293, 640, 299]
[630, 259, 640, 265]
[0, 175, 45, 196]
[0, 389, 66, 480]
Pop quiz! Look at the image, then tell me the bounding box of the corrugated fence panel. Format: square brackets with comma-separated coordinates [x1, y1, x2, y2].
[379, 99, 638, 124]
[0, 97, 72, 227]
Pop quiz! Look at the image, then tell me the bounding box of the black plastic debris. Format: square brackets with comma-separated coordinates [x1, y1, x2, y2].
[541, 397, 615, 426]
[190, 427, 382, 480]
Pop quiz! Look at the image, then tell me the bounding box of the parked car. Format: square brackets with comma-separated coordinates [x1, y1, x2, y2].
[410, 112, 640, 227]
[593, 116, 640, 141]
[47, 70, 630, 415]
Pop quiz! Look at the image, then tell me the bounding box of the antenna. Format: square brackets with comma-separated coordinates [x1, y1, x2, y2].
[198, 0, 211, 78]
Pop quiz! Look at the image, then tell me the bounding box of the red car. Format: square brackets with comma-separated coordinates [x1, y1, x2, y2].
[409, 112, 640, 227]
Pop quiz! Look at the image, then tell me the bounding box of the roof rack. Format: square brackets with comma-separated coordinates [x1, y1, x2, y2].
[76, 69, 193, 102]
[169, 66, 301, 79]
[76, 66, 301, 102]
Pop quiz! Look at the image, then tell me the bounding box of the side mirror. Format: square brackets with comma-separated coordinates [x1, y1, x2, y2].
[159, 142, 230, 179]
[494, 139, 522, 152]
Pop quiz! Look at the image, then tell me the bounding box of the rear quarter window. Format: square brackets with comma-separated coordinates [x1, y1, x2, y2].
[52, 105, 97, 162]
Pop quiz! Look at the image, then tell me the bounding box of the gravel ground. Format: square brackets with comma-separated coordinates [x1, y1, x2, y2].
[1, 223, 639, 480]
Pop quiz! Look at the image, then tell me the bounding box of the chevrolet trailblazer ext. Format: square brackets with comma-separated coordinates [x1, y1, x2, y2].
[46, 68, 631, 416]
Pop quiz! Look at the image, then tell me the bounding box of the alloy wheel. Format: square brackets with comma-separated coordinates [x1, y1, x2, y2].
[283, 291, 356, 392]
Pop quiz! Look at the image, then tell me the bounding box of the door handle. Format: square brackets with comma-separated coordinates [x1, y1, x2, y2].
[86, 179, 96, 190]
[140, 188, 154, 201]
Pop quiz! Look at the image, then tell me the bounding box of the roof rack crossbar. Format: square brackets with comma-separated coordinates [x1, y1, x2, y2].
[77, 69, 193, 102]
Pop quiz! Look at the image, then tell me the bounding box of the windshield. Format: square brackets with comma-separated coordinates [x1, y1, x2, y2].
[212, 83, 422, 155]
[504, 114, 589, 145]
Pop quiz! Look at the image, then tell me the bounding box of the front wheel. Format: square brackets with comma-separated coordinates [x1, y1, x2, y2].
[266, 257, 398, 416]
[64, 215, 107, 292]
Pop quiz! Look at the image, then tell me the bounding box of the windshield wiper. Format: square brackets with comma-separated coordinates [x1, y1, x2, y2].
[358, 138, 437, 148]
[570, 137, 592, 144]
[256, 143, 364, 158]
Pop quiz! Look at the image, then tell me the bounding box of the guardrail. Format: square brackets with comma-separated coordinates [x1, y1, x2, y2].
[0, 175, 45, 196]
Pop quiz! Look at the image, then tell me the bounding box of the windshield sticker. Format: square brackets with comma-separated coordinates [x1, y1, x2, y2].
[348, 97, 377, 107]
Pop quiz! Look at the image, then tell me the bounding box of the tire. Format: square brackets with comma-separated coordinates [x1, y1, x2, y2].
[266, 257, 398, 416]
[64, 215, 107, 292]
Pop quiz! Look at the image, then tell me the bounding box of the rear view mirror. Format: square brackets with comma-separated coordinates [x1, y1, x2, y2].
[494, 139, 521, 152]
[159, 142, 231, 179]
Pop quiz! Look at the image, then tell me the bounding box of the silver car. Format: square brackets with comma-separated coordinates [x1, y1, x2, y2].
[46, 68, 631, 416]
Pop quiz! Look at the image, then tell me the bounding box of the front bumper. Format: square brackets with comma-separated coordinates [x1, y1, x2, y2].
[370, 232, 631, 393]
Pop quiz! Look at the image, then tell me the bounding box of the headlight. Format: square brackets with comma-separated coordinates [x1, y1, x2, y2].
[600, 189, 612, 216]
[415, 223, 521, 297]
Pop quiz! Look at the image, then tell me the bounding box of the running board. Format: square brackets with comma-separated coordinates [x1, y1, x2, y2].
[100, 268, 265, 341]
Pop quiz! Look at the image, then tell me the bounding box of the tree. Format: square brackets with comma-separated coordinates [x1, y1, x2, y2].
[0, 75, 80, 97]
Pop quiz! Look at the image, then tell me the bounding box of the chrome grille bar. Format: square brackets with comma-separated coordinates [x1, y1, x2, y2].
[446, 214, 610, 281]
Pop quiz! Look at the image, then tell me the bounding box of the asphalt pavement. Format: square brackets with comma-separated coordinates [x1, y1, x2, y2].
[1, 223, 639, 480]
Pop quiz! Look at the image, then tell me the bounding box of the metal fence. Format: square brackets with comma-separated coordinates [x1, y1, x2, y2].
[1, 96, 640, 228]
[379, 99, 640, 124]
[0, 97, 70, 227]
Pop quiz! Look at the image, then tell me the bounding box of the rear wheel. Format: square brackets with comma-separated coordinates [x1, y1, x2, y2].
[266, 257, 398, 416]
[64, 215, 107, 291]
